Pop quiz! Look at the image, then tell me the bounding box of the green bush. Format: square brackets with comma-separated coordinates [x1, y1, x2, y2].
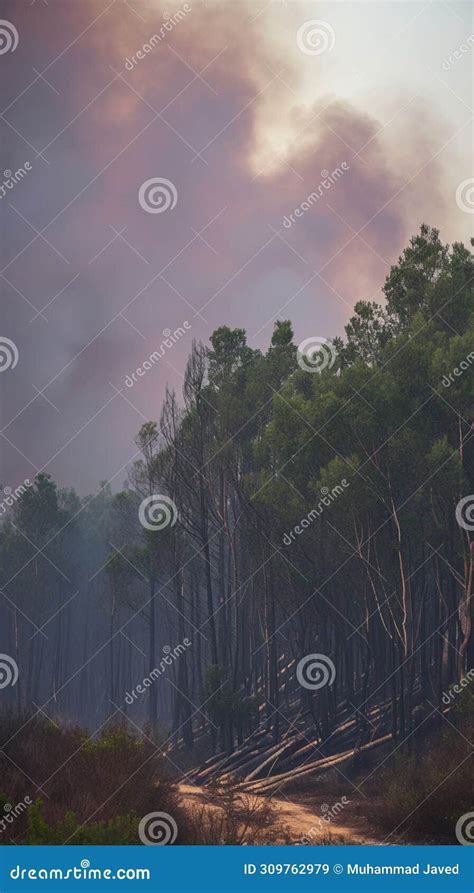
[80, 727, 142, 753]
[25, 801, 139, 845]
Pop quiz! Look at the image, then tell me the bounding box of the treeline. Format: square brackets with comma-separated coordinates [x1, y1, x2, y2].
[1, 225, 473, 758]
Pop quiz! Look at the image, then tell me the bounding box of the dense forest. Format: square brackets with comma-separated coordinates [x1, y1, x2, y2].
[1, 225, 473, 844]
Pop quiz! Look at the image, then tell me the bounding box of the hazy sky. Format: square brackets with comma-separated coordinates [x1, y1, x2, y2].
[1, 0, 472, 493]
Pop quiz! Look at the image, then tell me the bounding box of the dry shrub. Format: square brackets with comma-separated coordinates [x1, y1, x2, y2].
[364, 695, 473, 843]
[0, 714, 289, 846]
[183, 783, 291, 844]
[0, 712, 184, 844]
[299, 829, 346, 845]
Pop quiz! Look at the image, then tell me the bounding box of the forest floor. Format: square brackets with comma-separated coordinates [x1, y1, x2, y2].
[178, 783, 401, 845]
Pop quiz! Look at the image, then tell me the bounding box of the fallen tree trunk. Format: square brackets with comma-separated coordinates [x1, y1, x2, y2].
[240, 734, 392, 796]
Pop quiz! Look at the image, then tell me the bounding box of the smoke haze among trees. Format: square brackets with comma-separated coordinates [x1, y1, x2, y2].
[1, 226, 472, 758]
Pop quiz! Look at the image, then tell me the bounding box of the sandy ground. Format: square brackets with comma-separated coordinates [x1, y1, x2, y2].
[179, 783, 394, 845]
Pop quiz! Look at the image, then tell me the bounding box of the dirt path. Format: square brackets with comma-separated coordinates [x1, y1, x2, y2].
[179, 784, 391, 845]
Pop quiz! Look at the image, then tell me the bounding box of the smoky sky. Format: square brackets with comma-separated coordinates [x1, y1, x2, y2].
[0, 0, 472, 494]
